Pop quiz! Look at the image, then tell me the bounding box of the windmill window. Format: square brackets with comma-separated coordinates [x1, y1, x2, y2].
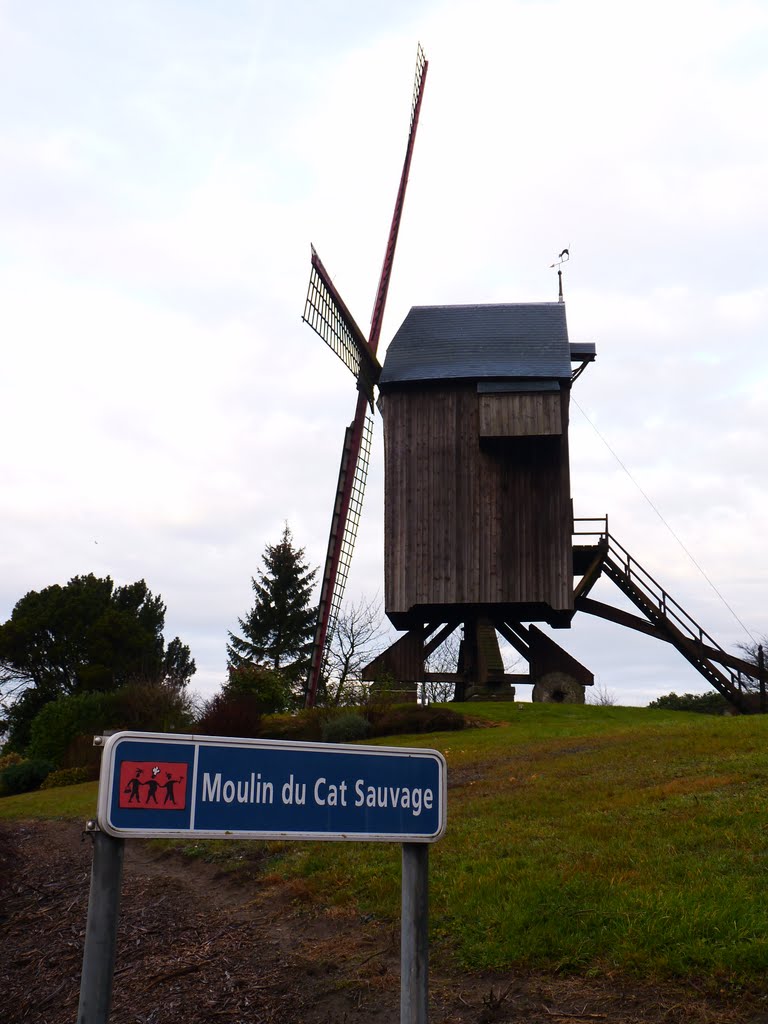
[478, 389, 562, 439]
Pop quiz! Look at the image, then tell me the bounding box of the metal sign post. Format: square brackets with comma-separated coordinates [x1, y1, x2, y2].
[78, 731, 446, 1022]
[76, 827, 124, 1024]
[401, 842, 430, 1024]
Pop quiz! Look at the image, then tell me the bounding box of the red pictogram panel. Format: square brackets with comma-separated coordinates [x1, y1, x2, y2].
[119, 761, 188, 810]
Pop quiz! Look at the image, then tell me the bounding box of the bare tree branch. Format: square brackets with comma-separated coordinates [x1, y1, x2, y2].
[323, 596, 388, 706]
[735, 636, 768, 693]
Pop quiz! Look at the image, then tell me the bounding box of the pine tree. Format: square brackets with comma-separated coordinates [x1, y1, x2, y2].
[227, 525, 318, 686]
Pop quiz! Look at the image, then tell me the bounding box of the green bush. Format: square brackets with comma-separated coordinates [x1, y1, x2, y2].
[26, 682, 197, 768]
[111, 682, 197, 734]
[366, 705, 465, 738]
[321, 712, 370, 743]
[196, 693, 263, 739]
[224, 665, 291, 714]
[258, 710, 325, 741]
[27, 691, 120, 767]
[647, 691, 731, 715]
[40, 766, 93, 789]
[0, 758, 55, 795]
[253, 705, 466, 742]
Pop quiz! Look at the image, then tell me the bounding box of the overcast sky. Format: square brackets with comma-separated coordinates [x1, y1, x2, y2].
[1, 0, 766, 705]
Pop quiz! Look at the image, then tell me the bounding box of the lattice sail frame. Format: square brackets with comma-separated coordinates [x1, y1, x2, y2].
[320, 413, 374, 679]
[409, 45, 427, 136]
[302, 248, 379, 405]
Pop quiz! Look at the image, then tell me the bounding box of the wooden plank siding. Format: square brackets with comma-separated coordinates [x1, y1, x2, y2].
[479, 392, 561, 438]
[381, 384, 573, 624]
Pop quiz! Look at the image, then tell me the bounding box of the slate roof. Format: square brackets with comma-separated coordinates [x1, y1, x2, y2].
[379, 303, 571, 386]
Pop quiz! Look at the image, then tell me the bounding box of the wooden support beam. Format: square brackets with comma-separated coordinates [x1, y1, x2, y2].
[577, 596, 764, 676]
[362, 627, 426, 682]
[496, 621, 531, 659]
[573, 542, 608, 602]
[527, 625, 594, 687]
[423, 621, 460, 660]
[424, 672, 524, 684]
[576, 596, 667, 641]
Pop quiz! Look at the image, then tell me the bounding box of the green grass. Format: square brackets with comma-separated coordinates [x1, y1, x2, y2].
[0, 779, 97, 820]
[3, 703, 767, 988]
[279, 704, 768, 987]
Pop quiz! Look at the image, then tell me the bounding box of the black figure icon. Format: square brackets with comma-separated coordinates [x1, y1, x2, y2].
[141, 767, 161, 804]
[124, 768, 144, 803]
[161, 772, 183, 806]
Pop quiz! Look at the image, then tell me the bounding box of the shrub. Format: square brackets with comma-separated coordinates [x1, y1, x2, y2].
[366, 705, 465, 738]
[321, 712, 370, 743]
[0, 759, 55, 796]
[0, 752, 24, 772]
[224, 665, 291, 714]
[25, 683, 197, 769]
[40, 766, 94, 789]
[64, 733, 109, 772]
[27, 691, 120, 767]
[112, 682, 197, 734]
[252, 705, 466, 742]
[196, 693, 263, 739]
[258, 710, 325, 742]
[647, 691, 731, 715]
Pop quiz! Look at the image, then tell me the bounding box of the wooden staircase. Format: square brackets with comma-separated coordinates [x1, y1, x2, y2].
[573, 519, 765, 714]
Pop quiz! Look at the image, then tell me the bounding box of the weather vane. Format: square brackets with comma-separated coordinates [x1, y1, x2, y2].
[550, 247, 570, 303]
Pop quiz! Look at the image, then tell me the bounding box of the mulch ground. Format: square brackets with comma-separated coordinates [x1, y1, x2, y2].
[1, 820, 767, 1024]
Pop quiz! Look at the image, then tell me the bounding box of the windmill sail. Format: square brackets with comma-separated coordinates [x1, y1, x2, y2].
[302, 247, 380, 404]
[368, 43, 428, 354]
[304, 45, 428, 707]
[306, 413, 374, 695]
[327, 413, 374, 643]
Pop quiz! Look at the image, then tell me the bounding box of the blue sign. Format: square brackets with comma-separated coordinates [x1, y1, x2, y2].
[97, 731, 447, 843]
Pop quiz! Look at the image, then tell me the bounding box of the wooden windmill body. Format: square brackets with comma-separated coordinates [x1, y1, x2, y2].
[365, 303, 597, 700]
[380, 303, 578, 628]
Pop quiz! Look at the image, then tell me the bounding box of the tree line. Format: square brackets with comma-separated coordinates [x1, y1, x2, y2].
[0, 525, 386, 777]
[3, 522, 764, 785]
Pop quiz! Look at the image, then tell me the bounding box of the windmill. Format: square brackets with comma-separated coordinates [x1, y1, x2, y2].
[301, 53, 767, 714]
[301, 45, 428, 707]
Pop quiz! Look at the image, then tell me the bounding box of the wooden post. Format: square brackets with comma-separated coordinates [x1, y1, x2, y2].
[77, 827, 124, 1024]
[401, 843, 429, 1024]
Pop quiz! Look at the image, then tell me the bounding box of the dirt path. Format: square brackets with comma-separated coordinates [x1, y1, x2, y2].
[1, 820, 765, 1024]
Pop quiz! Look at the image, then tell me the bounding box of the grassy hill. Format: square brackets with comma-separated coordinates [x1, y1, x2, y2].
[2, 702, 766, 991]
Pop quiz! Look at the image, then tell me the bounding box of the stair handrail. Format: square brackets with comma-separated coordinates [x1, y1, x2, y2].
[573, 515, 609, 538]
[605, 534, 723, 647]
[572, 519, 726, 655]
[573, 518, 762, 704]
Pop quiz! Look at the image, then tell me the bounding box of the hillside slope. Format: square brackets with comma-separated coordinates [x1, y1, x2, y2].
[2, 704, 767, 1022]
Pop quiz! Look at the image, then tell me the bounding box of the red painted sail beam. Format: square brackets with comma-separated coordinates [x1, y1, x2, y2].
[305, 393, 370, 707]
[368, 44, 428, 356]
[305, 45, 428, 708]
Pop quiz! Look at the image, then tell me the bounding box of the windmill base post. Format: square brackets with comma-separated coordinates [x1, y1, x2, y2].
[455, 618, 510, 700]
